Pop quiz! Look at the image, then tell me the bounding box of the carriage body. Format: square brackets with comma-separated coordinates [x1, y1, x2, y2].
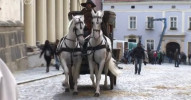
[68, 11, 118, 89]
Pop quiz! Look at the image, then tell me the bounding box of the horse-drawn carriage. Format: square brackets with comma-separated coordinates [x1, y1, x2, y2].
[68, 10, 118, 89]
[57, 10, 120, 96]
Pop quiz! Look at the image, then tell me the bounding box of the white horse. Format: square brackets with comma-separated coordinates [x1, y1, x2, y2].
[56, 15, 85, 95]
[87, 10, 121, 97]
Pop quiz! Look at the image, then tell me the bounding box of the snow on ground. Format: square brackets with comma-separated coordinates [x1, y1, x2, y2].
[18, 63, 191, 100]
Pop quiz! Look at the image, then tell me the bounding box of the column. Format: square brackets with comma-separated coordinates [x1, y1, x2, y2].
[24, 0, 36, 46]
[55, 0, 64, 40]
[47, 0, 56, 42]
[36, 0, 47, 44]
[77, 0, 81, 11]
[63, 0, 70, 36]
[70, 0, 77, 11]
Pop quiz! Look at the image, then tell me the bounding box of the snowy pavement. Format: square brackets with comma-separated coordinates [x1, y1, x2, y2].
[17, 63, 191, 100]
[14, 66, 63, 84]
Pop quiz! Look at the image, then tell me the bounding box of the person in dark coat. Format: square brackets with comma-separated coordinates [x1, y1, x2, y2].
[40, 40, 53, 72]
[80, 0, 97, 54]
[174, 49, 180, 67]
[80, 0, 96, 38]
[132, 43, 145, 75]
[188, 53, 191, 65]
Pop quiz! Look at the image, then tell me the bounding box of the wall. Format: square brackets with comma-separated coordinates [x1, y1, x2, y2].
[0, 24, 28, 72]
[0, 0, 22, 22]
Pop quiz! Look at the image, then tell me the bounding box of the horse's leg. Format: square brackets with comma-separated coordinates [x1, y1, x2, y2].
[89, 60, 96, 88]
[60, 58, 70, 91]
[73, 59, 82, 95]
[104, 61, 109, 88]
[95, 60, 105, 97]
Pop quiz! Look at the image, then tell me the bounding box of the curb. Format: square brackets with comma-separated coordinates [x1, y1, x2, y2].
[17, 73, 63, 85]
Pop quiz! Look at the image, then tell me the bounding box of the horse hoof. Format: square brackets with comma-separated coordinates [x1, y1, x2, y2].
[73, 92, 78, 95]
[65, 88, 70, 92]
[94, 93, 100, 97]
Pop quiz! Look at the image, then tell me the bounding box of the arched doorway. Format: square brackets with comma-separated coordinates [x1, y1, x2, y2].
[166, 42, 180, 58]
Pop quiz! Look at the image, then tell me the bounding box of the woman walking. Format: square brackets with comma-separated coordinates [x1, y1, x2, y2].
[40, 40, 53, 72]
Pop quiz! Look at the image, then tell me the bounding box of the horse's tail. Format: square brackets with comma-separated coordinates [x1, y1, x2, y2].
[107, 57, 122, 76]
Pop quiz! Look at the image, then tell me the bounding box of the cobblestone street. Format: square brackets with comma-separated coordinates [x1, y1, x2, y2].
[17, 63, 191, 100]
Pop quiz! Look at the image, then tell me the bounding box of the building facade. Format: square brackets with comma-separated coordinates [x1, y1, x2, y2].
[103, 0, 191, 57]
[0, 0, 101, 72]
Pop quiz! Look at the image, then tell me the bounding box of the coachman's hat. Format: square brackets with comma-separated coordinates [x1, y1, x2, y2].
[81, 0, 96, 8]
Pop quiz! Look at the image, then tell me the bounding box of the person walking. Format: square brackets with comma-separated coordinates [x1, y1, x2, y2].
[188, 53, 191, 65]
[54, 39, 60, 70]
[40, 40, 53, 72]
[153, 51, 157, 64]
[174, 49, 180, 67]
[132, 43, 145, 75]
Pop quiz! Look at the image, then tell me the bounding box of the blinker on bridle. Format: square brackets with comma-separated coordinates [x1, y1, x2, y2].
[73, 18, 84, 38]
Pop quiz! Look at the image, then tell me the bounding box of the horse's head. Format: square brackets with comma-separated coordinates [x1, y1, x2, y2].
[91, 10, 104, 30]
[72, 15, 85, 45]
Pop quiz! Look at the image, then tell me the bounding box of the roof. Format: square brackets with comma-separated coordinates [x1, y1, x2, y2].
[104, 0, 190, 1]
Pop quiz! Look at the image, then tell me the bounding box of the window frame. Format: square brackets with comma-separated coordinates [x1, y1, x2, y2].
[146, 39, 155, 50]
[129, 16, 137, 30]
[169, 16, 178, 30]
[146, 16, 154, 29]
[189, 17, 191, 30]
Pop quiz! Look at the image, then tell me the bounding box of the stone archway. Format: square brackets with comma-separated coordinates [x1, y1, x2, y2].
[166, 42, 180, 57]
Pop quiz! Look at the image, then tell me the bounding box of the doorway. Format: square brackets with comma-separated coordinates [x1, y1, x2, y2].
[166, 42, 180, 58]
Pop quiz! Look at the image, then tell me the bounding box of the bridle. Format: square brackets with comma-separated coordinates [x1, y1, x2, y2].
[64, 18, 84, 44]
[91, 16, 102, 40]
[73, 18, 84, 39]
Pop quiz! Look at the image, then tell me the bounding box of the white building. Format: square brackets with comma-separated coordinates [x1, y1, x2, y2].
[103, 0, 191, 57]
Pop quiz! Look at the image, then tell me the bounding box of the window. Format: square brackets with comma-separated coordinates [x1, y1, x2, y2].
[131, 5, 135, 9]
[146, 17, 154, 29]
[146, 40, 154, 50]
[189, 17, 191, 30]
[129, 16, 136, 29]
[170, 17, 177, 30]
[149, 5, 153, 9]
[111, 6, 114, 9]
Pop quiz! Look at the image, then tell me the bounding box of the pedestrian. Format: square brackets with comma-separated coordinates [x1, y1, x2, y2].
[124, 48, 129, 63]
[143, 50, 149, 65]
[174, 49, 180, 67]
[158, 52, 163, 65]
[153, 51, 157, 64]
[40, 40, 53, 73]
[132, 42, 145, 75]
[168, 51, 173, 63]
[0, 58, 17, 100]
[54, 39, 60, 70]
[188, 53, 191, 65]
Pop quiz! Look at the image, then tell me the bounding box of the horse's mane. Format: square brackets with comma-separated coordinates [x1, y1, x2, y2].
[63, 19, 74, 37]
[68, 19, 74, 29]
